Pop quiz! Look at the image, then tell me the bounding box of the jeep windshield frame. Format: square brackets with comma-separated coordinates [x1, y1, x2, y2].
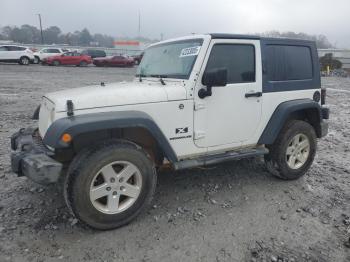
[136, 38, 204, 80]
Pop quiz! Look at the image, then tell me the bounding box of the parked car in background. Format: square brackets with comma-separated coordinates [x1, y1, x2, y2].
[0, 45, 35, 65]
[44, 51, 92, 66]
[33, 47, 69, 64]
[93, 55, 134, 67]
[81, 49, 106, 58]
[131, 52, 144, 65]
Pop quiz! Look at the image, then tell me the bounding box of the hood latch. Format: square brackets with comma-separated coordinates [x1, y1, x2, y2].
[66, 100, 74, 117]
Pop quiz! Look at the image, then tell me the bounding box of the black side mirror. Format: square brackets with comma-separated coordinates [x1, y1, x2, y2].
[199, 68, 227, 99]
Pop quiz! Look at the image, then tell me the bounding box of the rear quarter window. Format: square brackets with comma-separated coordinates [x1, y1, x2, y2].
[47, 49, 60, 53]
[266, 45, 313, 81]
[8, 46, 26, 51]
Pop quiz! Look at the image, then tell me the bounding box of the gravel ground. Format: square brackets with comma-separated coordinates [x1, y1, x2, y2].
[0, 64, 349, 262]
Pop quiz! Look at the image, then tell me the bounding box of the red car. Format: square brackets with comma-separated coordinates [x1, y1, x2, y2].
[44, 51, 92, 66]
[93, 55, 134, 67]
[131, 52, 144, 65]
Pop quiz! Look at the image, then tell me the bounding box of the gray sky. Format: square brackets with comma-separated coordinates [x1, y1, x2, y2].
[1, 0, 349, 48]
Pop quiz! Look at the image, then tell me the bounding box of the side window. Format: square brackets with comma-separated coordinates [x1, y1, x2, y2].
[7, 46, 24, 51]
[205, 44, 256, 84]
[47, 49, 60, 53]
[266, 45, 313, 81]
[0, 46, 8, 51]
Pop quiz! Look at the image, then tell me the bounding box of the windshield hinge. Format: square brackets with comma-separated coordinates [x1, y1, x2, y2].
[194, 131, 206, 140]
[194, 102, 205, 111]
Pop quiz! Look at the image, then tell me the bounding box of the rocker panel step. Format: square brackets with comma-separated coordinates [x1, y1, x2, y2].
[173, 147, 269, 170]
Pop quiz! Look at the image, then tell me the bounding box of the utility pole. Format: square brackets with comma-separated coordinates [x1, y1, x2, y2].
[37, 14, 44, 44]
[138, 11, 141, 38]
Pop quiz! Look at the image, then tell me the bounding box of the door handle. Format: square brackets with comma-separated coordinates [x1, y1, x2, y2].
[245, 92, 262, 98]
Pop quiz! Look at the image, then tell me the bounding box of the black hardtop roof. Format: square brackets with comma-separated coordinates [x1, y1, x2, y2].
[209, 33, 315, 44]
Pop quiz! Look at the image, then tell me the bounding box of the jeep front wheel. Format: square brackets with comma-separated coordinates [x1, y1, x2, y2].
[265, 120, 317, 180]
[64, 141, 157, 230]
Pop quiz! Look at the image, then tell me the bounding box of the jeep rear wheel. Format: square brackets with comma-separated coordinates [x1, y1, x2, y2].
[265, 120, 317, 180]
[64, 140, 157, 230]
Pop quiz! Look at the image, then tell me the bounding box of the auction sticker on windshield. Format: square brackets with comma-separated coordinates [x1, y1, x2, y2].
[179, 46, 201, 57]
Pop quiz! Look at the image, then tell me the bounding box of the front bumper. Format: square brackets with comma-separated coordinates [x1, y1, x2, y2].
[11, 128, 62, 185]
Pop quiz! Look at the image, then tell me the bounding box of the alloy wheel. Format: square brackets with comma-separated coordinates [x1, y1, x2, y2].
[89, 161, 142, 214]
[285, 134, 310, 169]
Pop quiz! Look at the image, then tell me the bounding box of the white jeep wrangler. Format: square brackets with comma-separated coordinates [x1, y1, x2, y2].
[11, 34, 329, 230]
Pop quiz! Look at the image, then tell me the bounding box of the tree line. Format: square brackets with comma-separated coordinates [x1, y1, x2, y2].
[0, 25, 115, 47]
[0, 25, 335, 49]
[260, 31, 333, 49]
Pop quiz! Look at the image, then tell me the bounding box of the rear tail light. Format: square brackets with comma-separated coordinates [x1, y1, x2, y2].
[321, 88, 326, 105]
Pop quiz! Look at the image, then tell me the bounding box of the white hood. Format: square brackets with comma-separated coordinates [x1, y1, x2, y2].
[44, 80, 186, 112]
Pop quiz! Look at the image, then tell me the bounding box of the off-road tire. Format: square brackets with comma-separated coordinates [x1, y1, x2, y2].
[265, 120, 317, 180]
[64, 140, 157, 230]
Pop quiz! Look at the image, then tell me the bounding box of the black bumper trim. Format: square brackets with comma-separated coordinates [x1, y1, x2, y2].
[10, 128, 62, 185]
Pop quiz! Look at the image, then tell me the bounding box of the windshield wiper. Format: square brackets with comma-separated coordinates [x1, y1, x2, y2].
[146, 74, 168, 85]
[136, 74, 168, 85]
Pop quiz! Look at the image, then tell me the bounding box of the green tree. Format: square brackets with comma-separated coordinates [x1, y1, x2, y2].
[43, 26, 61, 44]
[320, 53, 342, 71]
[79, 28, 92, 46]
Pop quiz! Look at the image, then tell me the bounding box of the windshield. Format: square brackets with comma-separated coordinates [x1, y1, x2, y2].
[136, 39, 203, 79]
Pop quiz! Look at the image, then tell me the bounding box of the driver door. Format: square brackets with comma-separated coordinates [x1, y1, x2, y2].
[60, 52, 73, 65]
[193, 39, 262, 149]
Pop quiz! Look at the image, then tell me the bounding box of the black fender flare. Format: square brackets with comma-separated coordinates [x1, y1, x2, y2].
[43, 111, 178, 162]
[258, 99, 322, 145]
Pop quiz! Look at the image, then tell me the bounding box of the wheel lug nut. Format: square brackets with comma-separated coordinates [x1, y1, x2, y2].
[120, 186, 125, 191]
[112, 191, 118, 196]
[106, 187, 111, 191]
[119, 178, 124, 183]
[110, 178, 115, 183]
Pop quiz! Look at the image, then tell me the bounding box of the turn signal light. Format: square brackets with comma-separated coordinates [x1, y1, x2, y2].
[61, 133, 72, 143]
